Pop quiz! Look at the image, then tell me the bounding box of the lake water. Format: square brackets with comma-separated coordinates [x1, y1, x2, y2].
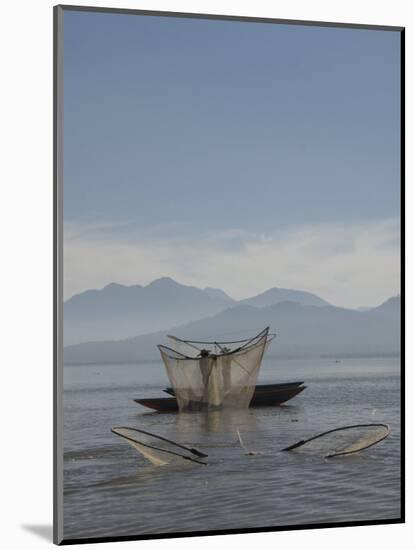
[63, 357, 401, 540]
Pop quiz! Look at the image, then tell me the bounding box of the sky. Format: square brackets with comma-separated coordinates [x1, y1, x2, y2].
[63, 10, 401, 307]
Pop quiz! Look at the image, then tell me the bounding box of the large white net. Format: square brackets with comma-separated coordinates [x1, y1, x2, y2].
[158, 328, 273, 412]
[282, 424, 390, 458]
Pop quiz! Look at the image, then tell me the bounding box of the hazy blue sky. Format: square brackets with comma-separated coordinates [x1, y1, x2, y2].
[63, 11, 401, 306]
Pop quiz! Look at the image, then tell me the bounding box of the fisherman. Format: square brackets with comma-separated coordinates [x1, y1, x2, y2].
[199, 349, 211, 387]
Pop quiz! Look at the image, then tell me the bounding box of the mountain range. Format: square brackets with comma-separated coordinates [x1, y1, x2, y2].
[63, 277, 400, 365]
[64, 277, 328, 346]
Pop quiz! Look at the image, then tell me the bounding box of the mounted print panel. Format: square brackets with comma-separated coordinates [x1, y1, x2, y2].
[54, 5, 404, 545]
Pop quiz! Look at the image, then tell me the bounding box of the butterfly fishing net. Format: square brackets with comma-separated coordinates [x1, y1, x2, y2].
[282, 424, 390, 458]
[158, 328, 273, 412]
[111, 427, 207, 466]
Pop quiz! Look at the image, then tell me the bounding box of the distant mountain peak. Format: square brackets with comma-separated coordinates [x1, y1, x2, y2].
[241, 287, 330, 308]
[64, 276, 237, 346]
[104, 282, 126, 290]
[101, 282, 144, 293]
[146, 277, 178, 287]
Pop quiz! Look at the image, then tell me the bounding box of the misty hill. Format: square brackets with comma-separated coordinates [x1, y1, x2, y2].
[366, 296, 400, 317]
[64, 278, 333, 346]
[241, 287, 329, 308]
[64, 296, 401, 365]
[64, 278, 235, 345]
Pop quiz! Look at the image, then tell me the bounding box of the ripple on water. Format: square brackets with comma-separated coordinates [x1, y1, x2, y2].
[63, 359, 401, 539]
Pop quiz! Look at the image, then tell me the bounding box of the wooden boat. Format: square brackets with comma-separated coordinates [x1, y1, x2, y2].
[163, 381, 304, 396]
[135, 382, 306, 413]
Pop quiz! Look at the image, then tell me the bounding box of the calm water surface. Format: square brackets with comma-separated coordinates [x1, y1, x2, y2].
[63, 357, 401, 540]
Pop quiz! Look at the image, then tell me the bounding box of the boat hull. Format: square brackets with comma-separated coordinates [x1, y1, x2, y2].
[163, 381, 304, 396]
[135, 383, 306, 413]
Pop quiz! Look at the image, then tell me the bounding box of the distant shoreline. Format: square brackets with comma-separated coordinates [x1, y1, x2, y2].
[63, 353, 400, 367]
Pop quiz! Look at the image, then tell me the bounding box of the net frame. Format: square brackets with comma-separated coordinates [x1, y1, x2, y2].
[281, 423, 390, 458]
[166, 327, 275, 358]
[111, 426, 208, 465]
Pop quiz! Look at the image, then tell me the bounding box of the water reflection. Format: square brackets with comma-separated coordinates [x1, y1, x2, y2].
[173, 408, 260, 435]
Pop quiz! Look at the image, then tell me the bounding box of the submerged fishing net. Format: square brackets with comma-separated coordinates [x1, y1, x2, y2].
[111, 427, 208, 466]
[158, 328, 273, 412]
[282, 424, 390, 458]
